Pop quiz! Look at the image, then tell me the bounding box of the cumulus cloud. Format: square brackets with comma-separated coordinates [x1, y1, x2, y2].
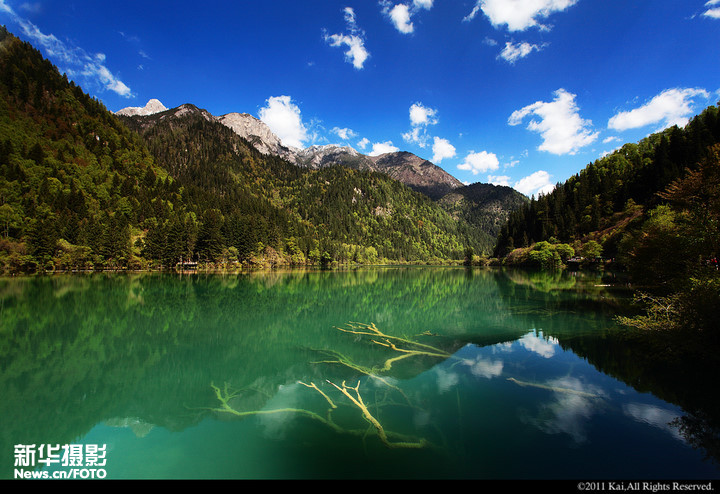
[380, 0, 434, 34]
[464, 0, 578, 31]
[258, 95, 308, 149]
[509, 88, 598, 155]
[331, 127, 357, 140]
[357, 137, 370, 150]
[369, 141, 400, 156]
[324, 7, 370, 69]
[403, 102, 439, 147]
[458, 151, 500, 174]
[607, 88, 710, 132]
[703, 0, 720, 19]
[432, 137, 456, 163]
[388, 4, 414, 33]
[498, 40, 543, 63]
[513, 170, 555, 196]
[0, 1, 133, 97]
[409, 102, 438, 126]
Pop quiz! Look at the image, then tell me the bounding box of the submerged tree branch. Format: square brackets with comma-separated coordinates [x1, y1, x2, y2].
[208, 322, 453, 450]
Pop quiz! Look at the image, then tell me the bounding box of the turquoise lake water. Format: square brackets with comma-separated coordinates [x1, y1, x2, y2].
[1, 267, 718, 479]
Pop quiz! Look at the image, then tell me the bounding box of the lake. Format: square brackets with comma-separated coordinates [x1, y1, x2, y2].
[1, 267, 719, 479]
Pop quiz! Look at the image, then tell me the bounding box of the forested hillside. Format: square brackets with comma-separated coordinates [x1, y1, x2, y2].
[0, 26, 487, 273]
[439, 182, 528, 250]
[122, 104, 481, 264]
[0, 26, 177, 272]
[494, 104, 720, 264]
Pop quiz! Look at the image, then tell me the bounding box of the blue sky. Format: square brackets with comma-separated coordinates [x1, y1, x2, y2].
[2, 0, 719, 197]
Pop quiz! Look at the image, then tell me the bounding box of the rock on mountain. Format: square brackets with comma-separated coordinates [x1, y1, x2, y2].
[115, 98, 168, 117]
[370, 151, 464, 201]
[294, 144, 375, 170]
[292, 147, 463, 200]
[217, 112, 299, 163]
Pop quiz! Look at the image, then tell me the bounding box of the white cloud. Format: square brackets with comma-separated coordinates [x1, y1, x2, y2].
[389, 4, 414, 33]
[258, 95, 308, 149]
[509, 88, 598, 155]
[465, 0, 579, 31]
[514, 170, 555, 196]
[488, 175, 511, 186]
[431, 137, 456, 163]
[414, 0, 434, 9]
[703, 0, 720, 19]
[369, 141, 400, 156]
[324, 7, 370, 69]
[331, 127, 357, 140]
[381, 0, 434, 34]
[402, 127, 425, 146]
[409, 102, 438, 126]
[458, 151, 500, 174]
[463, 3, 482, 22]
[357, 137, 370, 150]
[0, 2, 133, 97]
[403, 102, 439, 147]
[607, 88, 710, 132]
[498, 41, 542, 63]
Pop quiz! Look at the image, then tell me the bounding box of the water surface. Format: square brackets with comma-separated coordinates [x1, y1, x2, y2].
[1, 267, 718, 479]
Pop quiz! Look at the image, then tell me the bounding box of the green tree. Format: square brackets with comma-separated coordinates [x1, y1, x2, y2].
[580, 240, 603, 260]
[0, 203, 22, 238]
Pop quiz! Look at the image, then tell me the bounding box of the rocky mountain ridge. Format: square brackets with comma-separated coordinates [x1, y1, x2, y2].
[116, 99, 465, 200]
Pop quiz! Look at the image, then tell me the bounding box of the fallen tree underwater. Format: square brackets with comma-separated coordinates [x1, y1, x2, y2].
[203, 322, 455, 450]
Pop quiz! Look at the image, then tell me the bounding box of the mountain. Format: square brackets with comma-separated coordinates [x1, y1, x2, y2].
[116, 97, 482, 264]
[119, 100, 465, 202]
[438, 182, 529, 241]
[370, 151, 464, 201]
[116, 99, 525, 255]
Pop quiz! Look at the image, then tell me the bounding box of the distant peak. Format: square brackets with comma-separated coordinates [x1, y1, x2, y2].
[116, 99, 168, 117]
